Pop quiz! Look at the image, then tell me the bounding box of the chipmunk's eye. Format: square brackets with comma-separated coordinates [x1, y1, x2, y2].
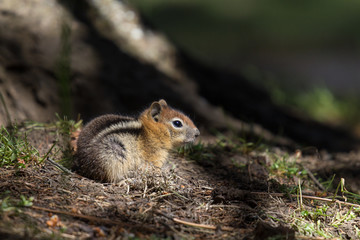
[172, 120, 183, 128]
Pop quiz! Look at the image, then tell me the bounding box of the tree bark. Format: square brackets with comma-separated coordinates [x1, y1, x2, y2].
[0, 0, 357, 151]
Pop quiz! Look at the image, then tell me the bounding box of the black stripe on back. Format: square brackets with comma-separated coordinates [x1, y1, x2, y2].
[102, 127, 142, 139]
[79, 115, 136, 145]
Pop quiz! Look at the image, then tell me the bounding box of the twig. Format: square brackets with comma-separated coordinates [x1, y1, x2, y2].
[296, 236, 340, 240]
[32, 205, 156, 233]
[209, 204, 243, 209]
[151, 193, 174, 201]
[170, 190, 190, 201]
[47, 157, 73, 175]
[298, 179, 303, 210]
[295, 195, 360, 208]
[173, 218, 234, 231]
[143, 179, 148, 198]
[40, 143, 57, 164]
[251, 192, 360, 208]
[154, 210, 234, 232]
[154, 210, 173, 219]
[304, 166, 325, 191]
[32, 205, 123, 225]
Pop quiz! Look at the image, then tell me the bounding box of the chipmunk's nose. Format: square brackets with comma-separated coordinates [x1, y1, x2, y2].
[194, 128, 200, 138]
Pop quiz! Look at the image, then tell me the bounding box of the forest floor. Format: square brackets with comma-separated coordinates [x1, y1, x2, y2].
[0, 119, 360, 240]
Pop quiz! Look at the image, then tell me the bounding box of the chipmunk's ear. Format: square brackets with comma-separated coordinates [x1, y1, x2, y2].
[150, 101, 163, 122]
[150, 99, 168, 122]
[158, 99, 167, 107]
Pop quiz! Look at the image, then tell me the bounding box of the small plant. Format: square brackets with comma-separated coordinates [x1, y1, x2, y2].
[54, 114, 82, 169]
[268, 152, 307, 180]
[19, 195, 34, 207]
[355, 225, 360, 238]
[215, 132, 265, 154]
[178, 133, 263, 164]
[291, 203, 359, 239]
[19, 115, 81, 169]
[292, 218, 333, 238]
[282, 178, 360, 239]
[0, 195, 34, 213]
[0, 125, 40, 168]
[178, 141, 216, 163]
[300, 205, 329, 221]
[23, 114, 82, 137]
[55, 113, 82, 137]
[330, 207, 357, 227]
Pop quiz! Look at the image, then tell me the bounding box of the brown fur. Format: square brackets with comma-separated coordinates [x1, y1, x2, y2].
[73, 99, 199, 182]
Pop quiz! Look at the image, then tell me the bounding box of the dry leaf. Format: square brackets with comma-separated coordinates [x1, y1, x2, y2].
[46, 215, 60, 227]
[93, 227, 106, 237]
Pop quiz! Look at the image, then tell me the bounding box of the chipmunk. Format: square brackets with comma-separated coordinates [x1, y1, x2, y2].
[73, 99, 200, 182]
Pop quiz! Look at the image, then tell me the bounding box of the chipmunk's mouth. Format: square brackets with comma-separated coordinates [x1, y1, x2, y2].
[184, 138, 196, 144]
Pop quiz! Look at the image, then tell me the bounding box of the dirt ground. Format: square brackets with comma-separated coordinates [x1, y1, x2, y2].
[0, 124, 359, 240]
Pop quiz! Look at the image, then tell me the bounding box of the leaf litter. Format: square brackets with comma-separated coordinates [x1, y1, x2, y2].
[0, 123, 360, 239]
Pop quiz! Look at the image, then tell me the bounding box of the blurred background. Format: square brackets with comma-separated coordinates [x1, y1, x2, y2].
[130, 0, 360, 132]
